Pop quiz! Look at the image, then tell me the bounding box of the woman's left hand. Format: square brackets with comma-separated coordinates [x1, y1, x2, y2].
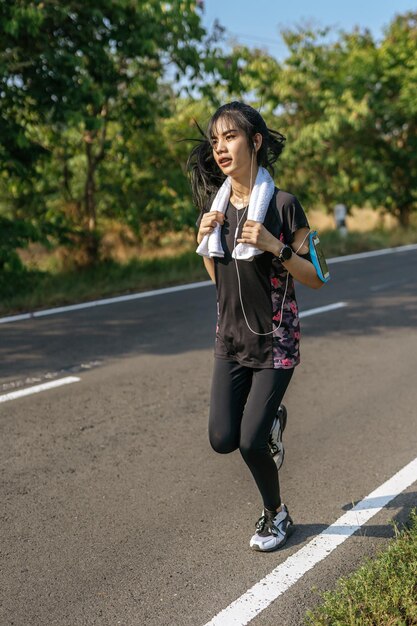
[237, 220, 280, 254]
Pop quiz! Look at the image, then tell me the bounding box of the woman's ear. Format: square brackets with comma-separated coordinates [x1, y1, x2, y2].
[253, 132, 263, 152]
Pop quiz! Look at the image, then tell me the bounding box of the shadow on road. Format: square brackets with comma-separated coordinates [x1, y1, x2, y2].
[278, 490, 417, 553]
[1, 267, 416, 383]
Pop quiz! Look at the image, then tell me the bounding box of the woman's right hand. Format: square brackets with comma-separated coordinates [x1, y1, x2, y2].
[197, 211, 225, 245]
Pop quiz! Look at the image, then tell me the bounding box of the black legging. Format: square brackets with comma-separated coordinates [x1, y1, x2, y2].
[209, 358, 294, 511]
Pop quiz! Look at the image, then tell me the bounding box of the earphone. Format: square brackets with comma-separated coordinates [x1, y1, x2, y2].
[233, 226, 310, 336]
[232, 149, 311, 336]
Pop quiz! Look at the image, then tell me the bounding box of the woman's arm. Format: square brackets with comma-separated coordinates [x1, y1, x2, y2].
[238, 222, 324, 290]
[203, 257, 216, 283]
[196, 211, 224, 284]
[280, 227, 323, 289]
[280, 228, 323, 289]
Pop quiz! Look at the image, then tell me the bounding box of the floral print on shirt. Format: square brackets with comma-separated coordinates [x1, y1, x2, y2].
[270, 262, 301, 369]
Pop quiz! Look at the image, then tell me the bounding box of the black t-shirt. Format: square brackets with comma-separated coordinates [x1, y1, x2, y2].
[198, 188, 310, 369]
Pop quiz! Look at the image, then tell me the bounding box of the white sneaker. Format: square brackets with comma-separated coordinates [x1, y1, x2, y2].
[268, 404, 287, 471]
[250, 504, 293, 552]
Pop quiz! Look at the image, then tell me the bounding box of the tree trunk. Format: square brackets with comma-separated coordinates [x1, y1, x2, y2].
[82, 113, 108, 264]
[81, 139, 99, 263]
[398, 205, 411, 228]
[84, 141, 97, 232]
[83, 114, 108, 231]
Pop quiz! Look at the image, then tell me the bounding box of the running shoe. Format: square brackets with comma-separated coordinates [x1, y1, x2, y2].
[268, 404, 287, 471]
[249, 504, 293, 552]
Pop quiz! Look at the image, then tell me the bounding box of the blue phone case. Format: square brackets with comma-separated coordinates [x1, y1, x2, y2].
[308, 231, 330, 283]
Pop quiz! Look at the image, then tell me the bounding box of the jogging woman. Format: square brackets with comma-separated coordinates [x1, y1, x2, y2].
[187, 101, 325, 552]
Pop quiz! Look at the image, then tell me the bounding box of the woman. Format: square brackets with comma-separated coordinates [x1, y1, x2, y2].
[187, 101, 325, 552]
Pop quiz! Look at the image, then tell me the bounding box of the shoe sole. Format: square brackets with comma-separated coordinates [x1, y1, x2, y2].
[275, 447, 285, 472]
[278, 404, 287, 433]
[269, 404, 287, 471]
[250, 520, 294, 553]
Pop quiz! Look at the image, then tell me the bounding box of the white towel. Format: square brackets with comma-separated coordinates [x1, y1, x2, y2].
[196, 167, 275, 261]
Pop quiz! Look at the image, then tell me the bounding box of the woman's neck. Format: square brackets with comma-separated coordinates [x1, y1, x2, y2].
[230, 166, 258, 207]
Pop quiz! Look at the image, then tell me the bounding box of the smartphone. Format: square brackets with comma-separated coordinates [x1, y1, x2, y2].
[309, 232, 330, 282]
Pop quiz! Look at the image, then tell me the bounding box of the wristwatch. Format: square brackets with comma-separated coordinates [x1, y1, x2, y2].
[277, 244, 293, 263]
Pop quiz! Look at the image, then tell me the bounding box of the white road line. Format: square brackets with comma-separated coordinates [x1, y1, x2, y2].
[0, 376, 80, 403]
[327, 242, 417, 264]
[299, 302, 346, 318]
[203, 456, 417, 626]
[1, 243, 416, 325]
[0, 304, 345, 396]
[0, 281, 213, 324]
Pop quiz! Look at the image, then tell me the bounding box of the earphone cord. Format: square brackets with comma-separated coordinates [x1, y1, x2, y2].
[233, 150, 310, 337]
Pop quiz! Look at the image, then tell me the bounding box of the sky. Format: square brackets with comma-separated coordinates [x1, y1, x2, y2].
[202, 0, 416, 59]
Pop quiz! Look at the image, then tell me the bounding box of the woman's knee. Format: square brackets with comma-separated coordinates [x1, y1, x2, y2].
[239, 439, 266, 462]
[209, 431, 238, 454]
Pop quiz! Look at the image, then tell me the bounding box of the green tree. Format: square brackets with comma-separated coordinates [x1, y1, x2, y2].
[97, 95, 211, 242]
[375, 12, 417, 226]
[0, 0, 241, 259]
[236, 12, 417, 226]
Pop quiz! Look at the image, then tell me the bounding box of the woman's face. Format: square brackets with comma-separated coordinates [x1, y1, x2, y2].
[211, 117, 253, 178]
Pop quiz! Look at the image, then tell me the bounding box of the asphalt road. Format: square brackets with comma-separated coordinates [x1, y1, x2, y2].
[1, 247, 417, 626]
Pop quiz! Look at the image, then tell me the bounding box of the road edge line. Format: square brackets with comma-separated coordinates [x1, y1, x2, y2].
[203, 456, 417, 625]
[0, 376, 81, 403]
[1, 243, 416, 324]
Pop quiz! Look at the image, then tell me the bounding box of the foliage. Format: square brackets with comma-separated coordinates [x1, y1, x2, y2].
[0, 0, 240, 261]
[0, 213, 72, 297]
[96, 96, 210, 243]
[236, 12, 417, 226]
[0, 216, 42, 297]
[1, 4, 416, 286]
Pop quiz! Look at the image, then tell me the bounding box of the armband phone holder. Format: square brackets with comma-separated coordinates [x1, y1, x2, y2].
[309, 231, 330, 283]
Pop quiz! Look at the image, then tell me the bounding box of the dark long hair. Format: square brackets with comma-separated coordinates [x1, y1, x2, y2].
[186, 101, 286, 212]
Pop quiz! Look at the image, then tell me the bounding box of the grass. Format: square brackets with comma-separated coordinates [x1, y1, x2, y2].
[1, 250, 207, 316]
[2, 225, 417, 316]
[319, 227, 417, 258]
[305, 509, 417, 626]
